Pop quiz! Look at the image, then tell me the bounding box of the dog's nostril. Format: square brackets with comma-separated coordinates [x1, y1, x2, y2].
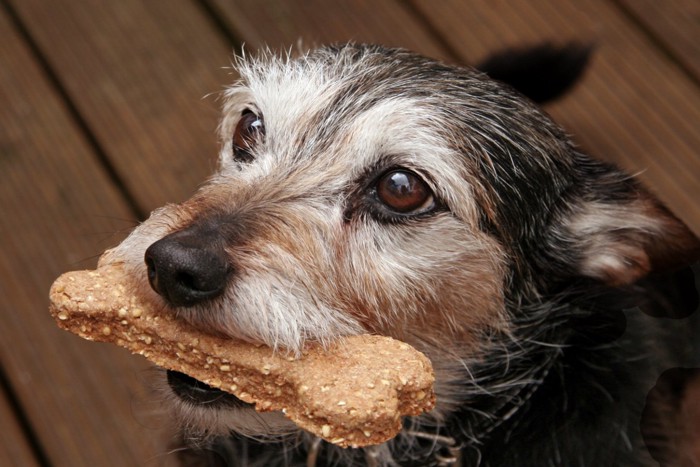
[174, 270, 222, 295]
[144, 233, 230, 308]
[145, 255, 158, 288]
[176, 271, 197, 291]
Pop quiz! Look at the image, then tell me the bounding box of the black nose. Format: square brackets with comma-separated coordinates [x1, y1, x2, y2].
[144, 229, 230, 307]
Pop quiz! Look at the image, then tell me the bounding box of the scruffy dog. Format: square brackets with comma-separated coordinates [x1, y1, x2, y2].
[102, 44, 700, 466]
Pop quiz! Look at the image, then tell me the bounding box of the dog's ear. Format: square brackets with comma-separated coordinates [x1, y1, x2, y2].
[560, 186, 700, 287]
[477, 42, 592, 104]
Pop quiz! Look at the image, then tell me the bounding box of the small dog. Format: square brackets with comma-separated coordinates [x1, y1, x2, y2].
[101, 44, 700, 466]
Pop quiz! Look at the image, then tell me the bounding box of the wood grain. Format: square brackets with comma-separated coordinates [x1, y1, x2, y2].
[0, 384, 39, 466]
[210, 0, 451, 60]
[0, 6, 177, 466]
[617, 0, 700, 81]
[10, 0, 234, 213]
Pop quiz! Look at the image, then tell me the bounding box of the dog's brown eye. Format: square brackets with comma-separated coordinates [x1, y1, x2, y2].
[376, 170, 434, 214]
[232, 110, 264, 162]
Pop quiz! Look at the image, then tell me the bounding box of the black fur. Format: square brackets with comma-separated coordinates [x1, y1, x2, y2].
[174, 267, 699, 466]
[170, 44, 700, 466]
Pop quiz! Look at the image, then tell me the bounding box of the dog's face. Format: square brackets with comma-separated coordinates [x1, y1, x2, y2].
[101, 44, 697, 449]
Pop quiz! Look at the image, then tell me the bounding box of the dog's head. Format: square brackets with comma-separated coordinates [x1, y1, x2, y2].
[101, 44, 698, 454]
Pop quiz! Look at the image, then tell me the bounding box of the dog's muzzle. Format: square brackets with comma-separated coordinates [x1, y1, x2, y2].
[144, 227, 230, 307]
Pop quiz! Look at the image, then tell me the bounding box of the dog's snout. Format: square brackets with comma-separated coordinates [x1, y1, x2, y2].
[144, 230, 230, 307]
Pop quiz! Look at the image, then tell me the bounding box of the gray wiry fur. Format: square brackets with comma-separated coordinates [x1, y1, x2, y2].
[102, 44, 699, 466]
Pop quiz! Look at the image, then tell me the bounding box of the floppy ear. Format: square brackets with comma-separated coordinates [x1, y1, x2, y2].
[476, 42, 592, 104]
[563, 188, 699, 287]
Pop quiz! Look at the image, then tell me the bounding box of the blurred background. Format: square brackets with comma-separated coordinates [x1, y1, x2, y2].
[0, 0, 698, 465]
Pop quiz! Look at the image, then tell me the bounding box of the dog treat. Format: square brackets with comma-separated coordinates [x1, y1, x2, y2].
[48, 264, 435, 447]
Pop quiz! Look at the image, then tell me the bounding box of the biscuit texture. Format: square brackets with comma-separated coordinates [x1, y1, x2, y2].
[49, 264, 435, 447]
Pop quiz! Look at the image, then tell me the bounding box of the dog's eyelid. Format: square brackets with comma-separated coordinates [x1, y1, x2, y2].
[240, 107, 259, 117]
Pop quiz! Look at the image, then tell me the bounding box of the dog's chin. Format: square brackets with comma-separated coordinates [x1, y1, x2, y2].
[164, 370, 298, 441]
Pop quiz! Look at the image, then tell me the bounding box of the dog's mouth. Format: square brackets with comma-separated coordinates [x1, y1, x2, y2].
[166, 370, 253, 409]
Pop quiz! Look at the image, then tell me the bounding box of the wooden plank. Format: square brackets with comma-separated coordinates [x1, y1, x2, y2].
[0, 7, 177, 466]
[0, 386, 39, 466]
[616, 0, 700, 81]
[10, 0, 234, 212]
[410, 0, 700, 236]
[210, 0, 451, 60]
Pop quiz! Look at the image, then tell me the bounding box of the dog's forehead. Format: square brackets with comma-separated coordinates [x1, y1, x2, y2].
[218, 45, 574, 227]
[230, 49, 418, 143]
[220, 74, 476, 223]
[218, 48, 483, 216]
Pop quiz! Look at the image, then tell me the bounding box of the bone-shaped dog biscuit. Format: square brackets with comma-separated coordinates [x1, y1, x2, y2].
[48, 264, 435, 447]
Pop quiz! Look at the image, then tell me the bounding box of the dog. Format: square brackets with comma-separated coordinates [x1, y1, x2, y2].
[99, 43, 700, 466]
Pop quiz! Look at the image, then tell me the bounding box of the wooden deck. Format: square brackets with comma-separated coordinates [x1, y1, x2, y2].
[0, 0, 698, 465]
